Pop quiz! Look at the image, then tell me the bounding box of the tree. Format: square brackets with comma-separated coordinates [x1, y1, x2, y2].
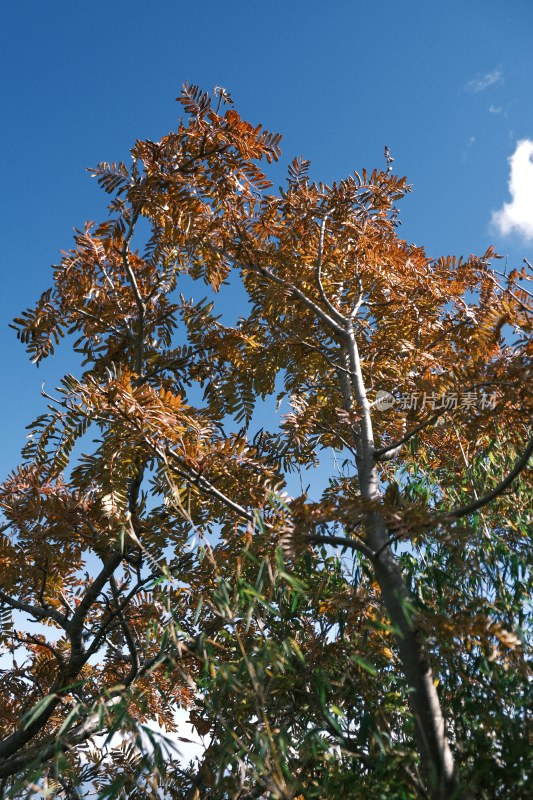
[0, 85, 531, 799]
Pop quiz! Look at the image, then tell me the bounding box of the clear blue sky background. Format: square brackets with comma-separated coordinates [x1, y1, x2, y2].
[1, 0, 532, 480]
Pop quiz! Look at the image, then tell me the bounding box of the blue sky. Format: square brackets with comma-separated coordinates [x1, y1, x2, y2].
[1, 0, 533, 479]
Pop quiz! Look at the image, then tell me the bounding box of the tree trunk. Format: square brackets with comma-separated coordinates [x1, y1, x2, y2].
[368, 510, 458, 798]
[344, 328, 458, 797]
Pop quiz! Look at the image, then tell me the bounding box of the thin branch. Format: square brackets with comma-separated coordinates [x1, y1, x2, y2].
[0, 549, 124, 762]
[36, 561, 49, 609]
[240, 257, 347, 338]
[72, 307, 129, 339]
[485, 269, 533, 315]
[164, 447, 257, 525]
[374, 410, 446, 460]
[119, 204, 145, 374]
[0, 697, 122, 780]
[305, 533, 374, 560]
[441, 433, 533, 522]
[12, 633, 65, 671]
[374, 376, 515, 462]
[98, 261, 117, 293]
[174, 143, 231, 176]
[371, 530, 409, 561]
[423, 318, 468, 353]
[315, 216, 347, 326]
[319, 426, 358, 456]
[295, 337, 351, 375]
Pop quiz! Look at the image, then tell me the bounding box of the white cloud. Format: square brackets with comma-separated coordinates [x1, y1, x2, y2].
[466, 69, 502, 93]
[489, 105, 502, 114]
[491, 139, 533, 242]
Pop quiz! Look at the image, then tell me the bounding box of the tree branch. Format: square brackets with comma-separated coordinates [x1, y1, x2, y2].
[315, 216, 347, 326]
[0, 589, 70, 631]
[241, 257, 347, 338]
[164, 447, 257, 525]
[119, 203, 145, 375]
[109, 576, 139, 683]
[441, 433, 533, 522]
[305, 533, 374, 559]
[374, 410, 446, 460]
[68, 550, 124, 670]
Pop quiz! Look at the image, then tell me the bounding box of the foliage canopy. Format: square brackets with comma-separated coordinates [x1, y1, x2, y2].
[0, 85, 531, 799]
